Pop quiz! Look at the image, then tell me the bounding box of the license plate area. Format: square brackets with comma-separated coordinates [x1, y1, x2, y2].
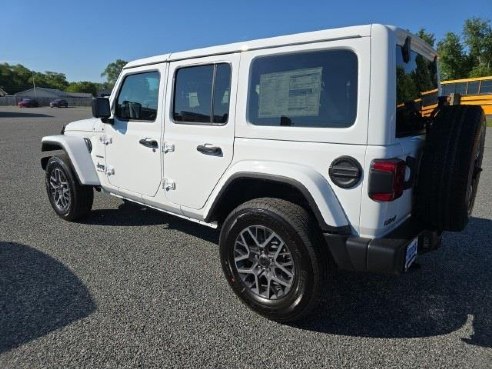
[404, 237, 418, 271]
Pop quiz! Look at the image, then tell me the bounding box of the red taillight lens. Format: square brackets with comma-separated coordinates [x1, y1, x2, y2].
[369, 159, 406, 201]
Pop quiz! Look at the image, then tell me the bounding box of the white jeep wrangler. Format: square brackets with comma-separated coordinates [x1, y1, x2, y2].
[41, 24, 486, 322]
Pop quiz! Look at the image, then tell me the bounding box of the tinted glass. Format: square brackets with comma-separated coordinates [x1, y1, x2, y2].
[248, 50, 358, 128]
[441, 84, 454, 95]
[480, 80, 492, 93]
[396, 45, 438, 137]
[454, 83, 467, 95]
[213, 64, 231, 123]
[467, 81, 480, 95]
[116, 71, 160, 121]
[173, 65, 213, 123]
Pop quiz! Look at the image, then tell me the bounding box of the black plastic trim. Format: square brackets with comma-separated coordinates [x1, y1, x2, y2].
[205, 172, 351, 234]
[324, 218, 440, 275]
[329, 156, 362, 189]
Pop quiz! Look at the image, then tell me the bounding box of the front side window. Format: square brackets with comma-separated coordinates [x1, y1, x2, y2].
[116, 71, 160, 121]
[248, 49, 358, 128]
[173, 63, 231, 124]
[396, 45, 438, 137]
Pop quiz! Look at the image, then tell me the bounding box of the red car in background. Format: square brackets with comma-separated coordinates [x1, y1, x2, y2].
[17, 98, 39, 107]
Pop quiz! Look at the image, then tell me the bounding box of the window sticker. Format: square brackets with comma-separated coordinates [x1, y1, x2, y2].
[188, 92, 199, 108]
[258, 67, 322, 118]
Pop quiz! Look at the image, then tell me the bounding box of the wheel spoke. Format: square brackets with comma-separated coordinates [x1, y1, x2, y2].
[234, 253, 249, 263]
[261, 231, 276, 248]
[272, 275, 291, 288]
[246, 228, 262, 248]
[275, 262, 293, 278]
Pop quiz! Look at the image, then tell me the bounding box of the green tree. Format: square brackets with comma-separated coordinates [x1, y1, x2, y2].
[31, 71, 68, 91]
[417, 28, 436, 47]
[463, 17, 492, 76]
[44, 71, 69, 90]
[101, 59, 127, 87]
[66, 81, 99, 96]
[437, 32, 470, 80]
[0, 63, 32, 93]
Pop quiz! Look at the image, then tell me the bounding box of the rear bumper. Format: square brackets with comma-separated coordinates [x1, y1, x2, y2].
[324, 218, 441, 275]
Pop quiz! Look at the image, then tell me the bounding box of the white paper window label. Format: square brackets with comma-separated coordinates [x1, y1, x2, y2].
[258, 67, 322, 118]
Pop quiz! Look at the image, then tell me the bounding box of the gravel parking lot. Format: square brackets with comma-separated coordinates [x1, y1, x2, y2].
[0, 106, 491, 368]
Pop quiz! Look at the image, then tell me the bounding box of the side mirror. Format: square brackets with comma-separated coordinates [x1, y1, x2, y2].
[92, 98, 111, 120]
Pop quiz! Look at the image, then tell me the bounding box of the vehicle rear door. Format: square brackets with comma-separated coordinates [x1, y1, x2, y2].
[163, 54, 239, 209]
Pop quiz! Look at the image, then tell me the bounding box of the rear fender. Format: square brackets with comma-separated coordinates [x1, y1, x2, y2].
[204, 161, 350, 233]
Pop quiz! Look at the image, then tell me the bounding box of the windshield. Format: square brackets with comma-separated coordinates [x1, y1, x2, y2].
[395, 45, 438, 137]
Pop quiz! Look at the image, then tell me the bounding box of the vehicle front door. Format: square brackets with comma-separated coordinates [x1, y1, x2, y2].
[104, 66, 166, 197]
[163, 54, 239, 209]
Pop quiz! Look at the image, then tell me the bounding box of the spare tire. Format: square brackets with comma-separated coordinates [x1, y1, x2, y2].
[415, 105, 486, 231]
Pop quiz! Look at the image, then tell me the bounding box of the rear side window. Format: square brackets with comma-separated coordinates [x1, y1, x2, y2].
[248, 50, 358, 128]
[116, 71, 160, 121]
[396, 45, 438, 137]
[173, 63, 231, 124]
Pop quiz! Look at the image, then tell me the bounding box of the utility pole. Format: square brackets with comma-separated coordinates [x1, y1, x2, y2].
[32, 72, 37, 99]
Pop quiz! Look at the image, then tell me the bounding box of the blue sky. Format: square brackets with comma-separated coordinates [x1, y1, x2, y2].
[3, 0, 491, 82]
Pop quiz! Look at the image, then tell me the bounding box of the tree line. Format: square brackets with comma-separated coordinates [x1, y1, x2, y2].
[1, 18, 491, 96]
[0, 59, 127, 96]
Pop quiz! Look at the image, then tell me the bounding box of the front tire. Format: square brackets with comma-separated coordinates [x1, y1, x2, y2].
[220, 198, 325, 322]
[45, 154, 94, 221]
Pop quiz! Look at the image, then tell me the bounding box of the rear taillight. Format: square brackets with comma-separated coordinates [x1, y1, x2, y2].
[369, 159, 406, 201]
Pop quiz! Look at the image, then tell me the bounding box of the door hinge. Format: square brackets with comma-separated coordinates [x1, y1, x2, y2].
[106, 165, 115, 176]
[163, 178, 176, 191]
[99, 135, 112, 145]
[163, 142, 175, 153]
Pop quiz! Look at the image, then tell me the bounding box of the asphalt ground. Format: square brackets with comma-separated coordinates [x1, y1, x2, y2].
[0, 106, 491, 368]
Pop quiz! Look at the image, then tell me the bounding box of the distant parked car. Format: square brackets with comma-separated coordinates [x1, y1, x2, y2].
[17, 98, 39, 108]
[50, 99, 68, 108]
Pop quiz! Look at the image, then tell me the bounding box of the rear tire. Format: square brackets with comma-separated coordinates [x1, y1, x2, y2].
[45, 154, 94, 221]
[220, 198, 325, 322]
[415, 105, 486, 231]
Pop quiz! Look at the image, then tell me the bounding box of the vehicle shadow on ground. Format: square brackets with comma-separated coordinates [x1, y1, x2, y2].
[0, 111, 54, 118]
[0, 242, 96, 353]
[295, 217, 491, 348]
[82, 202, 219, 244]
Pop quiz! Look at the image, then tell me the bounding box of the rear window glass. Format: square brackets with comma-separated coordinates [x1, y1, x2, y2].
[248, 49, 358, 128]
[396, 45, 438, 137]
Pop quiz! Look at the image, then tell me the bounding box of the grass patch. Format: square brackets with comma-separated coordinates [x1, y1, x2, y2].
[487, 116, 492, 127]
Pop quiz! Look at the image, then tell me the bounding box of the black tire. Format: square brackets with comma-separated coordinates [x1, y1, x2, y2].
[415, 105, 486, 231]
[45, 154, 94, 221]
[220, 198, 325, 322]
